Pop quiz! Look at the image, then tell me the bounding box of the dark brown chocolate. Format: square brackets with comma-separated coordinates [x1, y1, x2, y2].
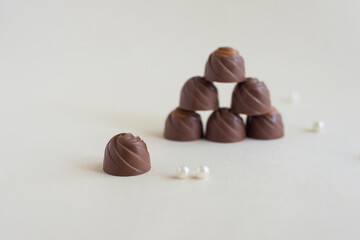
[164, 108, 203, 141]
[246, 107, 284, 140]
[103, 133, 151, 176]
[204, 47, 245, 83]
[179, 76, 219, 111]
[231, 78, 272, 116]
[206, 108, 246, 143]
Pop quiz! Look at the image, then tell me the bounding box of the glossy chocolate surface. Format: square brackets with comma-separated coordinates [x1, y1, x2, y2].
[246, 107, 284, 140]
[204, 47, 245, 83]
[206, 108, 246, 143]
[164, 108, 203, 141]
[180, 76, 219, 111]
[231, 78, 272, 116]
[103, 133, 151, 176]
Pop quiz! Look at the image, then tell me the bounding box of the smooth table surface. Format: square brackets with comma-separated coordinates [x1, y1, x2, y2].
[1, 0, 360, 239]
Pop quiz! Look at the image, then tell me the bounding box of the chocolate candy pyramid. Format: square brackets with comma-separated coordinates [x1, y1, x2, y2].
[164, 47, 284, 142]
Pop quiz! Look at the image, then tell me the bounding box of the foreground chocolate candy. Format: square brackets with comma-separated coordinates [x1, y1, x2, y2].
[246, 107, 284, 140]
[103, 133, 151, 176]
[231, 78, 272, 116]
[164, 108, 203, 141]
[180, 76, 219, 111]
[206, 108, 246, 143]
[204, 47, 245, 83]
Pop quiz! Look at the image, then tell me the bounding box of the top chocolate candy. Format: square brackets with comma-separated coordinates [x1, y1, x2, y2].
[204, 47, 245, 83]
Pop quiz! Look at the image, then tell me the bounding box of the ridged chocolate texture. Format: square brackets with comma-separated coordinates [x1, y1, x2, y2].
[204, 47, 245, 83]
[231, 78, 272, 116]
[246, 107, 284, 140]
[206, 108, 246, 143]
[164, 108, 203, 141]
[179, 76, 219, 111]
[103, 133, 151, 176]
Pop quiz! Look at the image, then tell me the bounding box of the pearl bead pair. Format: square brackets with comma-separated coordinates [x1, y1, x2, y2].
[176, 166, 210, 179]
[313, 121, 325, 132]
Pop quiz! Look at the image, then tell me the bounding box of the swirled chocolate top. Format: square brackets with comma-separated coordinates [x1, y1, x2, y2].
[180, 76, 219, 111]
[205, 47, 245, 83]
[103, 133, 151, 176]
[246, 107, 284, 140]
[231, 78, 272, 116]
[164, 108, 203, 141]
[206, 108, 246, 143]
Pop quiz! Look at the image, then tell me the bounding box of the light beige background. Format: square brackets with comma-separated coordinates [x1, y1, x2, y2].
[1, 0, 359, 239]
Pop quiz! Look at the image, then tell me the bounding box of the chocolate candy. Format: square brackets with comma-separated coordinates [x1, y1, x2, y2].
[206, 108, 246, 143]
[103, 133, 151, 176]
[231, 78, 272, 116]
[164, 108, 203, 141]
[164, 46, 285, 144]
[246, 107, 284, 140]
[179, 76, 219, 111]
[204, 47, 245, 83]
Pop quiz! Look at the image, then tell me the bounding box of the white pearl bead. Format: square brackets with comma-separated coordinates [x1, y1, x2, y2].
[313, 121, 325, 132]
[290, 91, 301, 103]
[176, 166, 190, 179]
[196, 166, 210, 179]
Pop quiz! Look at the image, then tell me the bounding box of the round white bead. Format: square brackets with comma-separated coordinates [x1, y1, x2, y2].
[196, 166, 210, 179]
[313, 121, 325, 132]
[290, 91, 301, 103]
[176, 166, 190, 179]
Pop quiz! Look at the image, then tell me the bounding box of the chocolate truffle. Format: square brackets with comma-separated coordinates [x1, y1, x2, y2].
[246, 107, 284, 140]
[103, 133, 151, 176]
[231, 78, 272, 116]
[204, 47, 245, 83]
[179, 76, 219, 111]
[206, 108, 246, 143]
[164, 108, 203, 141]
